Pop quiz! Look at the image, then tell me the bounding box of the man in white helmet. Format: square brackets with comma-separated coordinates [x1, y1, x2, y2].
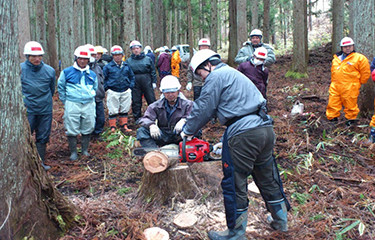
[136, 75, 193, 147]
[58, 45, 98, 161]
[237, 46, 269, 99]
[103, 45, 135, 132]
[171, 46, 181, 78]
[144, 45, 156, 64]
[181, 49, 290, 239]
[186, 38, 211, 100]
[126, 40, 157, 123]
[21, 41, 56, 170]
[326, 37, 370, 126]
[234, 29, 276, 67]
[157, 46, 172, 80]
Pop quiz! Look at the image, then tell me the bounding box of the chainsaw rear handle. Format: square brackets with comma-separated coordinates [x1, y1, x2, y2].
[182, 136, 187, 163]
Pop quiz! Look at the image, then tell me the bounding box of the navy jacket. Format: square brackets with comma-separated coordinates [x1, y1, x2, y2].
[103, 60, 135, 92]
[21, 60, 55, 115]
[126, 52, 157, 84]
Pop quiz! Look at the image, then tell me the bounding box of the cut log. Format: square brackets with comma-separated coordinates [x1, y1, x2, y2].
[143, 227, 169, 240]
[173, 212, 198, 229]
[143, 144, 180, 173]
[137, 164, 201, 205]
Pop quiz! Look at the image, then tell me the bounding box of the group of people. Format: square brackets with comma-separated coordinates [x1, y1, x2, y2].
[20, 26, 375, 239]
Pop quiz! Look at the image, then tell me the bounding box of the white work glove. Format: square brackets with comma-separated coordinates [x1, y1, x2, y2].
[174, 118, 186, 134]
[213, 142, 223, 155]
[186, 82, 192, 91]
[180, 131, 193, 141]
[152, 83, 157, 89]
[149, 124, 161, 139]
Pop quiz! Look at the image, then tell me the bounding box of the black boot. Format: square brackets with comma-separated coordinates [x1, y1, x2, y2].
[36, 142, 51, 170]
[81, 134, 91, 156]
[68, 136, 78, 161]
[207, 211, 247, 240]
[267, 199, 288, 232]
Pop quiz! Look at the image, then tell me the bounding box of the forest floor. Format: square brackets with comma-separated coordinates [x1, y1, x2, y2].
[46, 43, 375, 240]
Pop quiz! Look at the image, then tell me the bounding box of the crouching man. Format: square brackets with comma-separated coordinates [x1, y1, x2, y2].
[136, 76, 193, 147]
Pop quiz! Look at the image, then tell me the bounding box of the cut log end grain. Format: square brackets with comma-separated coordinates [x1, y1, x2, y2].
[143, 151, 169, 173]
[143, 227, 169, 240]
[173, 212, 198, 229]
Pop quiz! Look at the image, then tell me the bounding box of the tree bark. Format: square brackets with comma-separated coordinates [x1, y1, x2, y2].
[228, 0, 237, 66]
[17, 0, 31, 61]
[211, 0, 218, 52]
[237, 0, 247, 50]
[142, 0, 152, 47]
[351, 0, 375, 114]
[123, 0, 136, 58]
[153, 0, 165, 49]
[36, 0, 47, 63]
[59, 0, 74, 69]
[47, 0, 59, 75]
[187, 0, 193, 62]
[291, 0, 308, 74]
[0, 1, 76, 239]
[137, 165, 201, 205]
[263, 0, 270, 43]
[251, 0, 259, 30]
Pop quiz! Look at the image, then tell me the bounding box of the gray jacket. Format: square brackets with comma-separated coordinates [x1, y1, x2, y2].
[140, 97, 193, 131]
[184, 63, 273, 140]
[89, 61, 105, 102]
[186, 67, 204, 87]
[234, 42, 276, 67]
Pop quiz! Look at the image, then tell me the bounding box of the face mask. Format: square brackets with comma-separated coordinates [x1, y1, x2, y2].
[253, 59, 264, 66]
[89, 56, 96, 63]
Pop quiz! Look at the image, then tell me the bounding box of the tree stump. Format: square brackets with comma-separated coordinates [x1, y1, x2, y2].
[143, 227, 169, 240]
[138, 146, 201, 205]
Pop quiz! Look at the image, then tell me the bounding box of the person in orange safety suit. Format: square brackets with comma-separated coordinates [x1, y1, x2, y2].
[326, 37, 370, 126]
[171, 46, 181, 78]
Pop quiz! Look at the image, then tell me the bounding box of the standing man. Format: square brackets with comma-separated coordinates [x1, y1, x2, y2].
[86, 44, 105, 138]
[137, 76, 193, 147]
[58, 45, 97, 160]
[326, 37, 370, 126]
[95, 45, 112, 69]
[182, 49, 289, 239]
[157, 47, 172, 80]
[144, 45, 156, 65]
[21, 41, 55, 170]
[103, 45, 135, 132]
[126, 40, 157, 124]
[235, 29, 276, 67]
[171, 46, 181, 78]
[186, 38, 211, 100]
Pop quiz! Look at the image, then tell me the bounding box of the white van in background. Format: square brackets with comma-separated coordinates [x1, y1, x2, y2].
[175, 44, 196, 62]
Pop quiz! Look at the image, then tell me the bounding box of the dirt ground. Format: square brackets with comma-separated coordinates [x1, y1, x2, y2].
[46, 44, 375, 240]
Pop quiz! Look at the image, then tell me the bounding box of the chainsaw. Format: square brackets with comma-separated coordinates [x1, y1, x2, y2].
[132, 137, 221, 163]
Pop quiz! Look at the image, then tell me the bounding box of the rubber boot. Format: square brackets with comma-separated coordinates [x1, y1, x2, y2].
[119, 117, 132, 132]
[68, 136, 78, 161]
[81, 134, 91, 156]
[208, 211, 247, 240]
[267, 200, 288, 232]
[109, 118, 117, 133]
[36, 142, 51, 170]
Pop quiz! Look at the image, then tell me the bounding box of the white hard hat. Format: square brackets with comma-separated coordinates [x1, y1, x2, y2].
[160, 75, 181, 93]
[111, 45, 124, 55]
[130, 40, 142, 49]
[103, 48, 108, 53]
[94, 45, 104, 53]
[164, 46, 170, 52]
[171, 46, 178, 51]
[189, 49, 221, 74]
[254, 47, 268, 60]
[249, 29, 263, 38]
[24, 41, 45, 55]
[85, 44, 97, 55]
[340, 37, 354, 47]
[144, 45, 153, 53]
[74, 45, 90, 59]
[198, 38, 211, 46]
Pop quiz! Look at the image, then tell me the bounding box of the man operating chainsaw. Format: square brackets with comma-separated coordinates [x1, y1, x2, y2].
[136, 75, 193, 148]
[181, 49, 290, 239]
